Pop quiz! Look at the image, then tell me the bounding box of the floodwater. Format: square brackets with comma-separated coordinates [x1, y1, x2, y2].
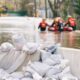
[38, 31, 80, 49]
[0, 17, 80, 49]
[1, 31, 80, 49]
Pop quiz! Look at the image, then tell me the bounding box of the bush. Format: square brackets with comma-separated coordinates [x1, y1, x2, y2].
[7, 10, 27, 16]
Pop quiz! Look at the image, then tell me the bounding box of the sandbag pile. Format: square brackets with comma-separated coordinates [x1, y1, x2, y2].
[0, 41, 78, 80]
[22, 50, 78, 80]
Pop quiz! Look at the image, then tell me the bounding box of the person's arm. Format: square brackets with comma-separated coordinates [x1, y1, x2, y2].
[38, 23, 41, 29]
[46, 23, 50, 27]
[64, 21, 69, 26]
[50, 22, 55, 27]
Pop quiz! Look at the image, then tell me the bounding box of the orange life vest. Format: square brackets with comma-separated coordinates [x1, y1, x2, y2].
[40, 22, 47, 28]
[68, 18, 76, 27]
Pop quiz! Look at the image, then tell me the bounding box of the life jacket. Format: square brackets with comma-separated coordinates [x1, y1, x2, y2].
[40, 22, 47, 28]
[68, 18, 76, 27]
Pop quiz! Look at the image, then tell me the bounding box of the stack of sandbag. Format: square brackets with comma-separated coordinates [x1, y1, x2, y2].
[21, 49, 78, 80]
[0, 35, 41, 73]
[0, 41, 78, 80]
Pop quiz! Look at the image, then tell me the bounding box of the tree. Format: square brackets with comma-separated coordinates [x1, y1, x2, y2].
[74, 0, 80, 29]
[48, 0, 75, 19]
[19, 0, 34, 16]
[75, 0, 80, 15]
[48, 0, 67, 18]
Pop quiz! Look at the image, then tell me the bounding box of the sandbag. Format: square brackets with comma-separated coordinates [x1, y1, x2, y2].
[6, 51, 27, 73]
[27, 62, 51, 76]
[59, 66, 71, 79]
[24, 66, 37, 75]
[24, 72, 32, 78]
[27, 42, 39, 54]
[61, 74, 78, 80]
[0, 69, 10, 80]
[21, 78, 33, 80]
[32, 72, 42, 80]
[45, 65, 62, 77]
[40, 50, 52, 61]
[50, 54, 62, 62]
[6, 77, 20, 80]
[60, 59, 69, 70]
[43, 54, 61, 66]
[0, 49, 19, 71]
[11, 71, 24, 79]
[43, 53, 62, 66]
[0, 42, 14, 52]
[43, 58, 56, 66]
[44, 44, 60, 54]
[44, 77, 56, 80]
[5, 76, 15, 80]
[12, 34, 27, 51]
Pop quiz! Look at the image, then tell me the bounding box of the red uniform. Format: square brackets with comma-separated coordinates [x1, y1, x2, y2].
[38, 21, 48, 31]
[64, 17, 76, 31]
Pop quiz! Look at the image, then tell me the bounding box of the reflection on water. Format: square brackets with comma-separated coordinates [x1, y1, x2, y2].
[0, 31, 80, 49]
[0, 23, 80, 49]
[39, 31, 80, 49]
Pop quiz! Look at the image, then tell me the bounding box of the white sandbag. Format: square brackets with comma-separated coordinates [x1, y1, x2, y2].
[24, 72, 32, 78]
[20, 50, 41, 71]
[0, 52, 9, 64]
[59, 66, 71, 78]
[51, 74, 60, 80]
[43, 57, 60, 66]
[6, 77, 20, 80]
[11, 72, 24, 79]
[22, 60, 32, 72]
[0, 42, 14, 52]
[0, 49, 19, 70]
[60, 59, 69, 70]
[33, 72, 42, 80]
[44, 43, 61, 54]
[25, 66, 37, 75]
[12, 34, 27, 51]
[43, 54, 62, 66]
[6, 76, 15, 80]
[43, 58, 56, 66]
[44, 44, 58, 54]
[45, 65, 63, 77]
[44, 77, 56, 80]
[40, 50, 52, 61]
[0, 44, 15, 69]
[22, 45, 29, 53]
[61, 74, 78, 80]
[12, 78, 20, 80]
[27, 50, 41, 62]
[6, 51, 27, 73]
[30, 62, 51, 76]
[27, 42, 39, 54]
[0, 69, 10, 80]
[50, 54, 62, 62]
[21, 78, 33, 80]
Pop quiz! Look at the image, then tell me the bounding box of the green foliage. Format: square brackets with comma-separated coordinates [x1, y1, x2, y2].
[7, 10, 27, 16]
[74, 0, 80, 29]
[75, 0, 80, 15]
[6, 3, 14, 10]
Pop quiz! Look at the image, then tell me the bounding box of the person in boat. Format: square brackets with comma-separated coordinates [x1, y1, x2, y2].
[64, 15, 76, 31]
[38, 18, 49, 31]
[48, 17, 64, 31]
